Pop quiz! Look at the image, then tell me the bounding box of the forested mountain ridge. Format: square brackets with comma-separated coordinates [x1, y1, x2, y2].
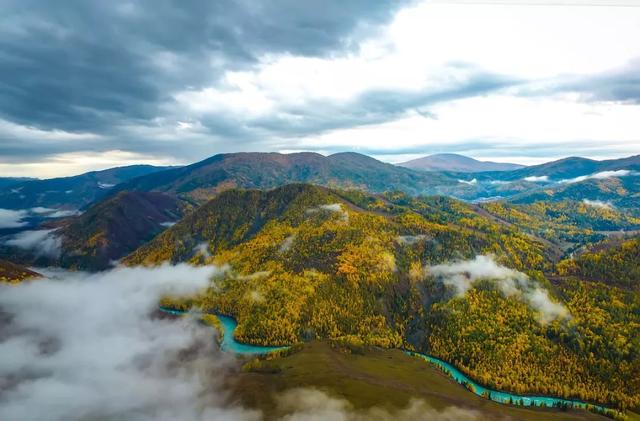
[480, 200, 640, 249]
[0, 259, 40, 283]
[557, 236, 640, 290]
[479, 154, 640, 182]
[124, 184, 552, 271]
[123, 183, 640, 410]
[0, 191, 187, 270]
[115, 152, 457, 203]
[2, 153, 639, 212]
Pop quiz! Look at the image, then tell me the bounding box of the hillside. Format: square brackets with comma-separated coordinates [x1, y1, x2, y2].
[0, 191, 187, 270]
[117, 152, 456, 203]
[125, 184, 551, 270]
[0, 177, 36, 189]
[557, 236, 640, 290]
[0, 165, 171, 210]
[53, 191, 186, 270]
[123, 184, 640, 410]
[431, 154, 640, 205]
[399, 153, 524, 172]
[0, 260, 40, 283]
[509, 175, 640, 212]
[485, 155, 640, 182]
[480, 200, 640, 248]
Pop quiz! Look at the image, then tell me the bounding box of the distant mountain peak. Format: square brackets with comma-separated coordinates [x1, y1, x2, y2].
[398, 153, 525, 173]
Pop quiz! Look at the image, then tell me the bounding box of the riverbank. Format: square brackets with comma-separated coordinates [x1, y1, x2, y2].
[158, 306, 619, 418]
[230, 341, 611, 421]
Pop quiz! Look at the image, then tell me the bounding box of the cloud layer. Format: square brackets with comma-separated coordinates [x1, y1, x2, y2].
[4, 229, 62, 258]
[0, 208, 27, 228]
[0, 264, 261, 421]
[0, 263, 486, 420]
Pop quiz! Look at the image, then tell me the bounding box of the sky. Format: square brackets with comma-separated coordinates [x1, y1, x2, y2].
[1, 0, 639, 178]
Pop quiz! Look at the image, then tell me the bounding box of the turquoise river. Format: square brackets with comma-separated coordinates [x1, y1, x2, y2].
[159, 306, 612, 415]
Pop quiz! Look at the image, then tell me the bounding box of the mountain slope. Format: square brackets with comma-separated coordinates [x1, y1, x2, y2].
[117, 152, 456, 203]
[0, 191, 187, 270]
[487, 155, 640, 182]
[399, 153, 524, 172]
[0, 165, 171, 210]
[54, 191, 186, 270]
[557, 236, 640, 290]
[127, 183, 639, 410]
[124, 184, 551, 270]
[0, 260, 40, 283]
[509, 175, 640, 211]
[0, 177, 36, 189]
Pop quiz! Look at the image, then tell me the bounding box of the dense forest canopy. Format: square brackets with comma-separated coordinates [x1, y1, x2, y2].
[126, 184, 640, 411]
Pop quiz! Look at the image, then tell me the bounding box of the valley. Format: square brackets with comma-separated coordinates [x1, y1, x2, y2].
[1, 152, 639, 419]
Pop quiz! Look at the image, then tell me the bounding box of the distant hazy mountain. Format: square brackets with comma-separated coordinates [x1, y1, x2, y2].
[118, 152, 456, 203]
[0, 165, 171, 210]
[398, 153, 525, 172]
[0, 177, 36, 189]
[487, 155, 640, 182]
[509, 173, 640, 211]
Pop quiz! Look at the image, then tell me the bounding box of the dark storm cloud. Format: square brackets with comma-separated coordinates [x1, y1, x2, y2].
[0, 0, 414, 134]
[250, 66, 519, 137]
[518, 58, 640, 104]
[569, 60, 640, 104]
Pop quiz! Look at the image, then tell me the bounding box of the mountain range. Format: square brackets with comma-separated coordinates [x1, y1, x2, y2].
[116, 152, 455, 204]
[2, 151, 640, 270]
[1, 152, 639, 413]
[2, 152, 639, 214]
[0, 165, 171, 210]
[480, 155, 640, 182]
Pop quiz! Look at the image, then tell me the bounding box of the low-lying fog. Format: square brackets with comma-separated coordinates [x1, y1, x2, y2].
[0, 264, 480, 421]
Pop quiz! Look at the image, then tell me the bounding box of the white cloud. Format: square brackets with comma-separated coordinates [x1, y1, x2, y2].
[29, 207, 80, 218]
[428, 255, 568, 323]
[1, 1, 639, 177]
[307, 203, 349, 222]
[30, 207, 55, 214]
[396, 235, 429, 245]
[193, 242, 212, 258]
[458, 178, 477, 185]
[48, 209, 81, 218]
[279, 234, 296, 253]
[523, 175, 549, 182]
[319, 203, 343, 212]
[164, 2, 640, 166]
[5, 229, 62, 258]
[561, 169, 634, 184]
[0, 264, 260, 421]
[0, 118, 100, 142]
[583, 199, 615, 210]
[0, 208, 28, 228]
